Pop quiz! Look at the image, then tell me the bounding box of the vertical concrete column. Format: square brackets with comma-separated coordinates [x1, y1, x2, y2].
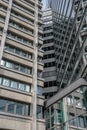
[0, 0, 13, 64]
[32, 0, 38, 130]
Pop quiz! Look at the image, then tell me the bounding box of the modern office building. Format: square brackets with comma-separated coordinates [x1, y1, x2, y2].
[0, 0, 45, 130]
[43, 0, 87, 130]
[42, 0, 87, 97]
[46, 0, 73, 17]
[42, 8, 57, 98]
[46, 0, 58, 11]
[42, 7, 84, 98]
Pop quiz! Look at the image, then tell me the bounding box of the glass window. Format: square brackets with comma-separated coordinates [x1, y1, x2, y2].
[37, 106, 42, 119]
[14, 64, 19, 70]
[2, 78, 10, 87]
[15, 49, 20, 55]
[24, 104, 30, 116]
[46, 119, 50, 129]
[38, 71, 42, 77]
[78, 116, 85, 128]
[9, 46, 14, 52]
[0, 98, 30, 116]
[1, 60, 5, 66]
[51, 116, 54, 127]
[37, 86, 42, 96]
[20, 66, 26, 73]
[29, 54, 32, 59]
[51, 106, 54, 115]
[7, 101, 15, 113]
[18, 83, 25, 91]
[77, 100, 82, 107]
[49, 81, 52, 87]
[6, 61, 13, 68]
[69, 113, 77, 126]
[25, 85, 31, 92]
[28, 68, 32, 75]
[56, 109, 62, 123]
[5, 45, 9, 51]
[46, 109, 50, 117]
[74, 97, 80, 106]
[67, 96, 73, 104]
[0, 99, 7, 112]
[23, 39, 27, 44]
[0, 77, 2, 84]
[16, 103, 23, 115]
[11, 81, 17, 89]
[21, 51, 27, 57]
[74, 97, 80, 103]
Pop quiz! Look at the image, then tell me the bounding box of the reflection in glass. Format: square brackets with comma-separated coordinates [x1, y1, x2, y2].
[18, 83, 25, 91]
[25, 85, 30, 92]
[2, 78, 10, 87]
[0, 99, 7, 111]
[16, 103, 23, 115]
[7, 101, 15, 113]
[6, 61, 13, 68]
[37, 106, 42, 119]
[0, 77, 2, 84]
[24, 104, 29, 116]
[11, 81, 17, 89]
[37, 86, 42, 96]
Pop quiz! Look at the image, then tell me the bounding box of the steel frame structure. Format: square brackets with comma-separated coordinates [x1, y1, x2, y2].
[60, 6, 87, 88]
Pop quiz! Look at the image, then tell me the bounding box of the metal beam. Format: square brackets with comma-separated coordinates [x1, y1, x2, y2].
[45, 78, 87, 108]
[55, 0, 73, 74]
[68, 38, 87, 85]
[56, 0, 81, 82]
[55, 0, 72, 75]
[59, 6, 87, 88]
